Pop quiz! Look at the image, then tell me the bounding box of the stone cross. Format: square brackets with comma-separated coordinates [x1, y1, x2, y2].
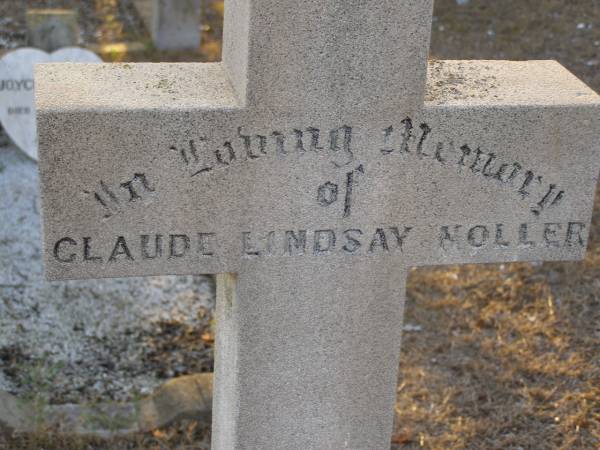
[36, 1, 600, 448]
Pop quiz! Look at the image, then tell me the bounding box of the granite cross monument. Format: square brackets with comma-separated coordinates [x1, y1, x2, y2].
[36, 1, 600, 448]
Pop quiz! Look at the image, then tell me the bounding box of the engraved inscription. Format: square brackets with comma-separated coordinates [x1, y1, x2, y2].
[170, 138, 213, 177]
[51, 221, 586, 265]
[0, 78, 34, 91]
[120, 173, 155, 202]
[7, 106, 31, 115]
[169, 125, 356, 178]
[65, 121, 584, 267]
[317, 182, 338, 207]
[170, 119, 567, 217]
[53, 233, 216, 263]
[246, 228, 365, 257]
[85, 173, 155, 218]
[439, 222, 586, 251]
[86, 181, 120, 218]
[317, 165, 364, 218]
[379, 118, 565, 216]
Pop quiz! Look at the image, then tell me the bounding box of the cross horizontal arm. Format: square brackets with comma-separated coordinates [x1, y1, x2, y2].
[37, 60, 600, 280]
[35, 62, 241, 111]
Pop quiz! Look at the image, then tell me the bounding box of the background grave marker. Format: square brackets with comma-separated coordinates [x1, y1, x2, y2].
[0, 47, 101, 160]
[134, 0, 202, 51]
[26, 8, 79, 52]
[36, 0, 600, 448]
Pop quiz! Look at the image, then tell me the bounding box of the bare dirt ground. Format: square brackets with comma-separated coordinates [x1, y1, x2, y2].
[1, 0, 599, 449]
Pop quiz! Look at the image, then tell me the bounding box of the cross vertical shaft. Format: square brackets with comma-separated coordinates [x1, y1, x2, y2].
[213, 262, 408, 449]
[222, 0, 434, 116]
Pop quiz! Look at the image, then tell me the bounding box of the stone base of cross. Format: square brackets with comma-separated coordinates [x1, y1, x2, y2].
[36, 1, 600, 448]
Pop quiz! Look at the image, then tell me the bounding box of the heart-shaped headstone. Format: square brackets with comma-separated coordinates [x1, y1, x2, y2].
[0, 47, 102, 160]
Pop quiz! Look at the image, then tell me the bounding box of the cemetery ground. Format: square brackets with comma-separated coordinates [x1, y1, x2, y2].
[0, 0, 599, 449]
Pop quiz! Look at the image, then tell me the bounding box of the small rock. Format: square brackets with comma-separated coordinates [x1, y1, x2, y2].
[403, 323, 423, 332]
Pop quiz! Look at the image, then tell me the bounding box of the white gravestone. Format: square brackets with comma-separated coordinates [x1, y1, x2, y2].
[0, 47, 101, 160]
[36, 1, 600, 448]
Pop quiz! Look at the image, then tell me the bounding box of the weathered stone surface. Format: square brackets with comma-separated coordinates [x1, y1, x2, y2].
[36, 1, 600, 449]
[134, 0, 201, 51]
[36, 60, 600, 277]
[0, 143, 214, 400]
[26, 9, 79, 53]
[0, 47, 101, 160]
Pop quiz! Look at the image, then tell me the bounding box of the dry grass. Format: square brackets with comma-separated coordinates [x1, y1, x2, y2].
[396, 256, 599, 449]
